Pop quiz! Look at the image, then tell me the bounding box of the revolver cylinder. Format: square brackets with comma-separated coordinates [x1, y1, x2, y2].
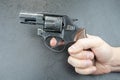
[19, 12, 64, 33]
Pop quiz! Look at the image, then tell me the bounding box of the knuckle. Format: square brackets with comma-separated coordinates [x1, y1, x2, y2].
[68, 56, 93, 68]
[68, 56, 75, 66]
[68, 56, 81, 67]
[83, 60, 93, 68]
[76, 60, 91, 68]
[75, 68, 80, 74]
[75, 68, 89, 75]
[85, 69, 92, 74]
[87, 67, 96, 74]
[67, 56, 72, 64]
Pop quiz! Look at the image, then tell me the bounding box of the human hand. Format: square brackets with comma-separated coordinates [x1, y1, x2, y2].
[68, 34, 114, 75]
[49, 34, 120, 75]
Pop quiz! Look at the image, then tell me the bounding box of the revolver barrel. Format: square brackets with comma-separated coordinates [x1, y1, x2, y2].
[19, 12, 63, 33]
[19, 12, 44, 25]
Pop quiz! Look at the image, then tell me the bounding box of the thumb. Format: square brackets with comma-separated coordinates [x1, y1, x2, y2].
[68, 35, 103, 54]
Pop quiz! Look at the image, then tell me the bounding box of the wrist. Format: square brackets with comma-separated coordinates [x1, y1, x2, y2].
[110, 47, 120, 72]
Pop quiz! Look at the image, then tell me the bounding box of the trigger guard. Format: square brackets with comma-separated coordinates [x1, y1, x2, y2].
[45, 36, 65, 46]
[44, 36, 65, 52]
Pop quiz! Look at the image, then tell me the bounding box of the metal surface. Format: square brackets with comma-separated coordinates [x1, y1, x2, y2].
[19, 12, 78, 52]
[0, 0, 120, 80]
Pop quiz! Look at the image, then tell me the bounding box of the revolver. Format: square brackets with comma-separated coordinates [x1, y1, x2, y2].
[19, 12, 87, 52]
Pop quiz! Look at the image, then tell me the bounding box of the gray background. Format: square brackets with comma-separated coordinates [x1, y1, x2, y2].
[0, 0, 120, 80]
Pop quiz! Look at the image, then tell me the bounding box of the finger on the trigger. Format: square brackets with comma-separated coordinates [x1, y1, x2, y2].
[75, 66, 96, 75]
[68, 56, 93, 68]
[50, 37, 57, 47]
[70, 51, 94, 60]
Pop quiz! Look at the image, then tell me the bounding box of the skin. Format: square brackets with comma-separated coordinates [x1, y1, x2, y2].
[50, 37, 57, 47]
[50, 35, 120, 75]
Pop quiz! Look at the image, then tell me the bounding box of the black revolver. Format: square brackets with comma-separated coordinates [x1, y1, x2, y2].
[19, 12, 87, 52]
